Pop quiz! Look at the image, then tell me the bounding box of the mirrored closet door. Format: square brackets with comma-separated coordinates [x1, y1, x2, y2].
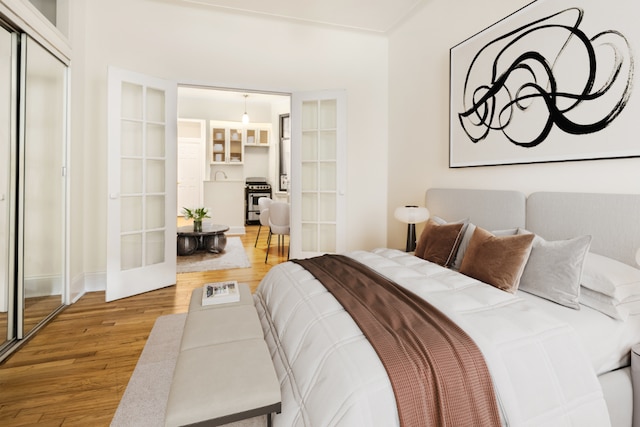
[0, 27, 67, 359]
[0, 24, 14, 351]
[19, 35, 67, 338]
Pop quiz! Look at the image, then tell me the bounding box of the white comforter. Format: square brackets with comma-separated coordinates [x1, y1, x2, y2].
[254, 249, 612, 426]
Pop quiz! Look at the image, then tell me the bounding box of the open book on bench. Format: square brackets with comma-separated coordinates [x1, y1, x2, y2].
[202, 281, 240, 306]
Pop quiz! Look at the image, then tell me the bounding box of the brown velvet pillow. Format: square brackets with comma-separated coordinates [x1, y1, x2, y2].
[459, 226, 535, 293]
[414, 219, 465, 267]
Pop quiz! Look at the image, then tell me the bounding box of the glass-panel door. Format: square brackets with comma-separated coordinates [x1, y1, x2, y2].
[290, 91, 346, 259]
[19, 35, 67, 337]
[106, 67, 177, 302]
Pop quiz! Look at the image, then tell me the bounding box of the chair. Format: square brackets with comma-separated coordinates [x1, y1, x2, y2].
[265, 202, 290, 263]
[254, 197, 272, 247]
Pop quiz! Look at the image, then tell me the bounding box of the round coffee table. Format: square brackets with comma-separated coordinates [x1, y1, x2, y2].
[177, 224, 230, 256]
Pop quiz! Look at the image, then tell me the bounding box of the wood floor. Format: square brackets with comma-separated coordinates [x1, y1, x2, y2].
[0, 225, 288, 427]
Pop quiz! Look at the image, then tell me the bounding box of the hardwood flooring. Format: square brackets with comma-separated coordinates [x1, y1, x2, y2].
[0, 225, 288, 427]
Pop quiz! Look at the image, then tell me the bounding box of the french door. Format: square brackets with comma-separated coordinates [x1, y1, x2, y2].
[106, 67, 177, 302]
[290, 90, 347, 259]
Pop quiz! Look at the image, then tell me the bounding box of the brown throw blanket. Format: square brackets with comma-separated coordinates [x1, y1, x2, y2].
[293, 254, 501, 427]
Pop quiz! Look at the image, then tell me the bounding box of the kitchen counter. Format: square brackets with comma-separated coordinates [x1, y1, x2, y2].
[203, 181, 245, 234]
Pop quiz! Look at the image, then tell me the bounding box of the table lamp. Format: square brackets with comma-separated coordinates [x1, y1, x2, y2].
[394, 205, 430, 252]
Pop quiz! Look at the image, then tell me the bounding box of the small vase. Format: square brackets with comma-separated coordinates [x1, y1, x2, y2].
[193, 220, 203, 232]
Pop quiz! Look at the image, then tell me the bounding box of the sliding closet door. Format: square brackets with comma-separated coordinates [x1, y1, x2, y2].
[18, 35, 66, 338]
[0, 26, 16, 346]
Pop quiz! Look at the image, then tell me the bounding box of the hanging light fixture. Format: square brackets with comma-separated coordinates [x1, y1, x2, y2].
[242, 94, 250, 124]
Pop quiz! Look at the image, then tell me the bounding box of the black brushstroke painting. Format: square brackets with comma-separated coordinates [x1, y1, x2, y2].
[458, 7, 634, 148]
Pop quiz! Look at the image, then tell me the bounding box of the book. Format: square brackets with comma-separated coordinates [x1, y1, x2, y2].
[201, 280, 240, 306]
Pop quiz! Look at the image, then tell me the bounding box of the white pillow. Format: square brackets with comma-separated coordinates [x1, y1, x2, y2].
[581, 252, 640, 301]
[580, 287, 629, 321]
[518, 234, 592, 309]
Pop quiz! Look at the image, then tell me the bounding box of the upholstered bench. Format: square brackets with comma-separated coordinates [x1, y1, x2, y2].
[164, 284, 281, 427]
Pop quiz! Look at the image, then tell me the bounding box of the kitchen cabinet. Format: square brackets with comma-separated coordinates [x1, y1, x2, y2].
[245, 127, 270, 146]
[210, 121, 244, 164]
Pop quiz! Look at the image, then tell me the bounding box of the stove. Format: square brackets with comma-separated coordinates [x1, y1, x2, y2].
[245, 177, 272, 191]
[245, 177, 272, 224]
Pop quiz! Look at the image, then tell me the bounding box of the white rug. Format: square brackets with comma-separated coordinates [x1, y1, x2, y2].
[177, 236, 250, 273]
[111, 313, 266, 427]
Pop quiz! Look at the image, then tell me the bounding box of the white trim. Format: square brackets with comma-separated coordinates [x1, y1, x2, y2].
[0, 0, 71, 64]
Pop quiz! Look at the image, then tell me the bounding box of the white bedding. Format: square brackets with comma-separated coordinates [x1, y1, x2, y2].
[518, 291, 640, 375]
[255, 248, 625, 426]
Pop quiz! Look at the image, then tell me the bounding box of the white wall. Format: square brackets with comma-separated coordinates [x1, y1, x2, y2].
[177, 92, 284, 183]
[71, 0, 389, 279]
[387, 0, 640, 250]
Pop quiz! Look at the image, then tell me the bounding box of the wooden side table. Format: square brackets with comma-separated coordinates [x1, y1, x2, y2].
[177, 224, 229, 256]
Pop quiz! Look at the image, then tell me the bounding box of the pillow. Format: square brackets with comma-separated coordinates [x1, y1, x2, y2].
[459, 227, 535, 293]
[581, 252, 640, 301]
[580, 287, 629, 321]
[518, 234, 592, 309]
[414, 219, 466, 267]
[451, 223, 475, 271]
[450, 225, 519, 271]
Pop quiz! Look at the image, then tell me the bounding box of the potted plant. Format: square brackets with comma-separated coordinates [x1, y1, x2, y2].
[182, 207, 210, 232]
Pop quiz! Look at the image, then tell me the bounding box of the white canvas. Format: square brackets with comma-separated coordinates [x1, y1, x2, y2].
[450, 0, 638, 167]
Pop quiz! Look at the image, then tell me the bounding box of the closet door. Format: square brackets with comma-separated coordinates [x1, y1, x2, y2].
[18, 35, 67, 338]
[0, 26, 16, 346]
[290, 90, 347, 259]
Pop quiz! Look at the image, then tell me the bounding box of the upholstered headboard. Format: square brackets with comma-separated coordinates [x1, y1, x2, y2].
[425, 188, 640, 267]
[527, 192, 640, 267]
[425, 188, 526, 231]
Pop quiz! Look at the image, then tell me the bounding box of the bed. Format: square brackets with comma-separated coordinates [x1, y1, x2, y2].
[254, 188, 640, 426]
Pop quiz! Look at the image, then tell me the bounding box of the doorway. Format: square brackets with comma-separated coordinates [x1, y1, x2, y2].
[176, 86, 291, 231]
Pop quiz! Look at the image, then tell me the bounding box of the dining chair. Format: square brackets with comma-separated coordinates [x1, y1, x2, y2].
[265, 202, 290, 263]
[254, 197, 272, 247]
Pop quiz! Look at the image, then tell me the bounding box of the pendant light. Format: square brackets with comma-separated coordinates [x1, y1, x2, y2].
[242, 94, 250, 124]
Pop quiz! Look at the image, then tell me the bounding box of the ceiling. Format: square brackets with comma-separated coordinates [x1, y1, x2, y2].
[176, 0, 427, 33]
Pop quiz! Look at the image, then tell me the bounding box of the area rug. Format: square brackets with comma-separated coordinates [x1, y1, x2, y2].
[111, 313, 266, 427]
[177, 236, 250, 273]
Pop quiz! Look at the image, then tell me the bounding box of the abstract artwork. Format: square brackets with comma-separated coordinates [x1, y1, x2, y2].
[449, 0, 636, 167]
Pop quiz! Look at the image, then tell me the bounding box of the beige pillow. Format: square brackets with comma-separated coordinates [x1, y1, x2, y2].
[459, 227, 535, 293]
[414, 219, 465, 267]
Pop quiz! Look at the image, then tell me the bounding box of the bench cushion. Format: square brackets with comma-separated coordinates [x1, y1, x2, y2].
[179, 305, 264, 351]
[165, 338, 281, 427]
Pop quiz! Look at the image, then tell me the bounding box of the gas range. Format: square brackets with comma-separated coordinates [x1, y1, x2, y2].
[245, 177, 272, 191]
[245, 177, 272, 225]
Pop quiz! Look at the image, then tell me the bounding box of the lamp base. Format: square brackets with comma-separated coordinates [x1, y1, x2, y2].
[405, 224, 417, 252]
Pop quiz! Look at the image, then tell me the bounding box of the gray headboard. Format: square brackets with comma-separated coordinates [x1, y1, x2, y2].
[425, 188, 526, 231]
[527, 192, 640, 267]
[425, 188, 640, 267]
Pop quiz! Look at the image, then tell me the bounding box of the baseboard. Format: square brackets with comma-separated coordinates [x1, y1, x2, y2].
[227, 226, 246, 235]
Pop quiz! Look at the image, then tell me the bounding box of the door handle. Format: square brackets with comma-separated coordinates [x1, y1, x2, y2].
[109, 193, 119, 199]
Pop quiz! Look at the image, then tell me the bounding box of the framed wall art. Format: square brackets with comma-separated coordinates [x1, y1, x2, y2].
[449, 0, 637, 167]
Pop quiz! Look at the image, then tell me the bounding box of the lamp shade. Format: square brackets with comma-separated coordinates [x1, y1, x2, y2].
[394, 205, 430, 224]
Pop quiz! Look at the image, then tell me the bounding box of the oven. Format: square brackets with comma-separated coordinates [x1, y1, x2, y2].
[245, 177, 272, 225]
